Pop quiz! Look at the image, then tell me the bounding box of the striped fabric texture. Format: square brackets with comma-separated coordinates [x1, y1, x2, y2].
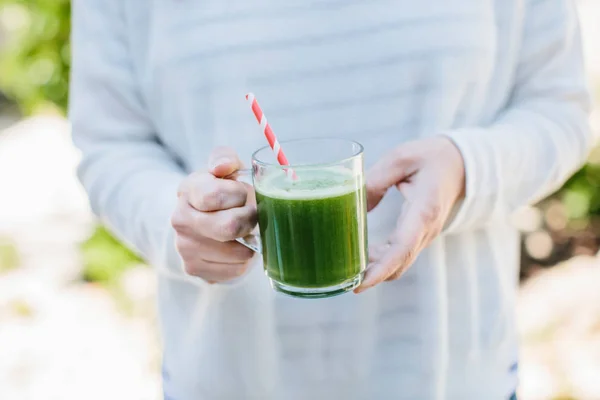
[70, 0, 592, 399]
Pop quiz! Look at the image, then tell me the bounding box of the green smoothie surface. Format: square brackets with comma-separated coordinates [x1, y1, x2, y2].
[254, 166, 360, 199]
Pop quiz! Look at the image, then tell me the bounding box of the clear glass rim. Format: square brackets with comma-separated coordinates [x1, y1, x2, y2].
[251, 137, 364, 169]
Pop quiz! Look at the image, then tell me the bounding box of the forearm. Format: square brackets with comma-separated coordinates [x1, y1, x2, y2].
[442, 0, 594, 234]
[70, 0, 196, 283]
[443, 98, 593, 233]
[74, 135, 196, 281]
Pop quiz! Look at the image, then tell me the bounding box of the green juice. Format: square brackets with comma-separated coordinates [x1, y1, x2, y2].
[255, 167, 368, 297]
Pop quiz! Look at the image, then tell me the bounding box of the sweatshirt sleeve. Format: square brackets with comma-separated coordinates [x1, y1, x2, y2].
[443, 0, 596, 234]
[69, 0, 197, 284]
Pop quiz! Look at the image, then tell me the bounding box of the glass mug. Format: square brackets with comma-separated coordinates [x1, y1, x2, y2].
[234, 138, 368, 299]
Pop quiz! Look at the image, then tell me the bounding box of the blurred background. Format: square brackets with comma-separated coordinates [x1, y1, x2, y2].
[0, 1, 598, 399]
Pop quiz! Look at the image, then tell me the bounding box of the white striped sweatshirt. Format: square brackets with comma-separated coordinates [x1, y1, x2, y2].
[70, 0, 594, 398]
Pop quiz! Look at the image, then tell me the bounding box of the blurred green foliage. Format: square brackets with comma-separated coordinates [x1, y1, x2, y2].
[80, 226, 143, 285]
[0, 237, 20, 274]
[9, 299, 35, 318]
[0, 1, 145, 285]
[0, 0, 70, 115]
[560, 146, 600, 222]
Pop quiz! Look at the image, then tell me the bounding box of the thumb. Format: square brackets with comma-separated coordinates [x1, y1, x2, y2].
[365, 149, 416, 211]
[208, 146, 244, 178]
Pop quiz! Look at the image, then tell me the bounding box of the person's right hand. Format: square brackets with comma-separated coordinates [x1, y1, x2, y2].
[171, 147, 257, 283]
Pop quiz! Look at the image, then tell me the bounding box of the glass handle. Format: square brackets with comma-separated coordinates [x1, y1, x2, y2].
[236, 234, 262, 254]
[225, 168, 262, 253]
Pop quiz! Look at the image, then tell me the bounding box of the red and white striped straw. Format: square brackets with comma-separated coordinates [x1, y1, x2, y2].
[245, 93, 296, 179]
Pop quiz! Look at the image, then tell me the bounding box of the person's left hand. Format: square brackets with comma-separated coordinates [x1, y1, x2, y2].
[355, 136, 466, 293]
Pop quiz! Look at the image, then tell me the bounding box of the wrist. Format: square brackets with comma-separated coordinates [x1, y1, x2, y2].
[438, 136, 466, 204]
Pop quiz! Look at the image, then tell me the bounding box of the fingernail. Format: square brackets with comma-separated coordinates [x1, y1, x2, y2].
[210, 157, 231, 170]
[354, 265, 377, 294]
[354, 279, 372, 294]
[354, 285, 369, 294]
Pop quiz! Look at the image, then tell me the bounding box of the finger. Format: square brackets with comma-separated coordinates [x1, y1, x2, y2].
[197, 237, 256, 263]
[175, 234, 254, 264]
[368, 242, 391, 263]
[385, 261, 411, 281]
[174, 199, 252, 239]
[175, 236, 250, 281]
[184, 259, 249, 282]
[357, 241, 422, 292]
[201, 260, 250, 281]
[208, 146, 244, 178]
[171, 197, 195, 233]
[177, 171, 208, 198]
[355, 202, 427, 293]
[365, 147, 418, 212]
[194, 205, 258, 242]
[244, 183, 257, 207]
[188, 177, 248, 211]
